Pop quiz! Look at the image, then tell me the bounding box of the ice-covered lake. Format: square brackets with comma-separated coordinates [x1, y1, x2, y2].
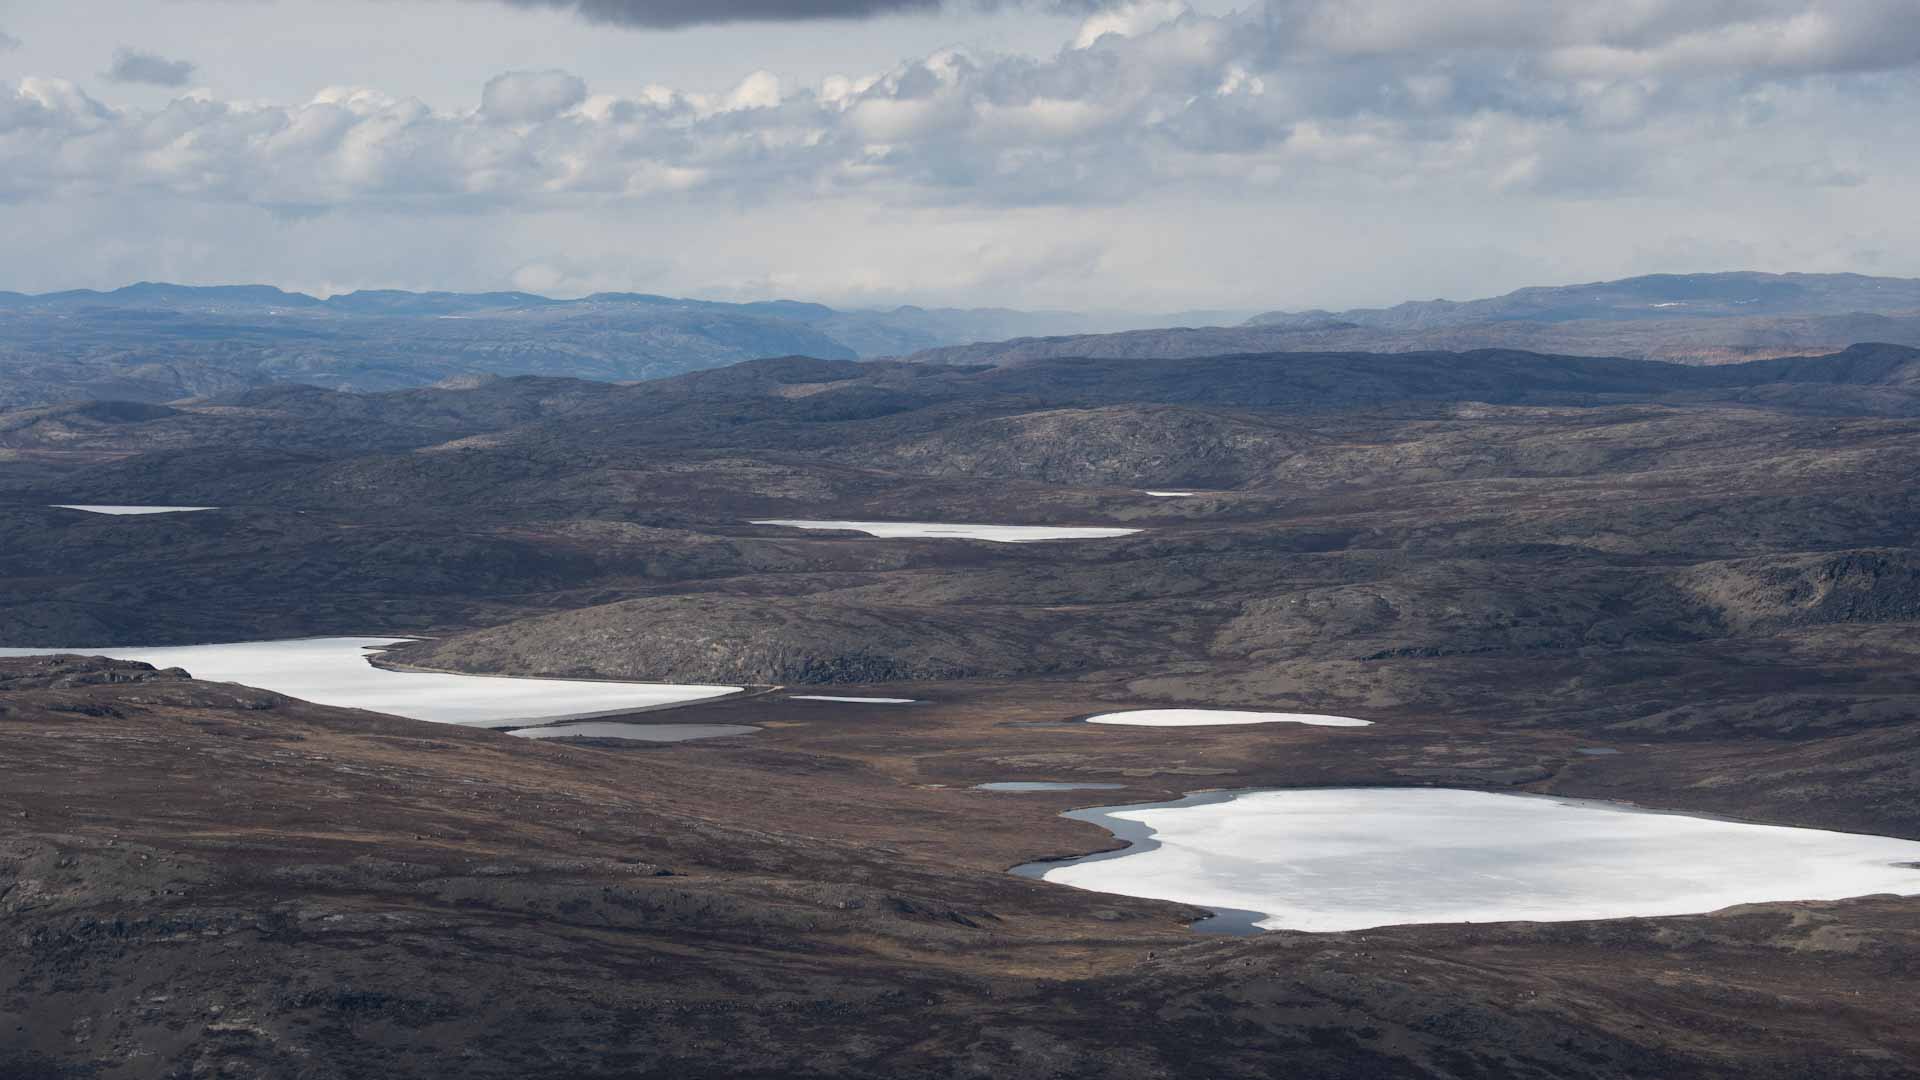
[750, 519, 1140, 543]
[0, 637, 740, 727]
[1085, 709, 1372, 728]
[976, 782, 1127, 792]
[509, 722, 759, 742]
[789, 695, 919, 704]
[1015, 788, 1920, 933]
[49, 505, 217, 515]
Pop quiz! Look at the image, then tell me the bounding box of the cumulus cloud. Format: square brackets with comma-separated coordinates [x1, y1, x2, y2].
[2, 0, 1919, 304]
[1262, 0, 1920, 77]
[4, 1, 1917, 216]
[487, 0, 1120, 29]
[481, 70, 589, 122]
[1072, 0, 1188, 49]
[494, 0, 945, 29]
[104, 47, 197, 87]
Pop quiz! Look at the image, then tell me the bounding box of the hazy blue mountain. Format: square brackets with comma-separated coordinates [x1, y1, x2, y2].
[1248, 272, 1920, 329]
[909, 272, 1920, 368]
[0, 283, 1261, 407]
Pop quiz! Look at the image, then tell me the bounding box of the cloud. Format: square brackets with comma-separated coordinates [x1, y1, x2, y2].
[104, 47, 197, 87]
[494, 0, 945, 29]
[1072, 0, 1187, 49]
[2, 1, 1919, 305]
[0, 31, 22, 53]
[5, 2, 1919, 215]
[1262, 0, 1920, 77]
[481, 70, 588, 122]
[487, 0, 1116, 29]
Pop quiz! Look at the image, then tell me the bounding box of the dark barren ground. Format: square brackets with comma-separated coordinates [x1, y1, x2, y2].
[5, 344, 1920, 1078]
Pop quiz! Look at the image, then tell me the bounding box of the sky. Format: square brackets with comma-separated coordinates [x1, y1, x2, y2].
[1, 0, 1917, 311]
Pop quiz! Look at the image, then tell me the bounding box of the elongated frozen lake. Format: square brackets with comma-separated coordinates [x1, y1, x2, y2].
[751, 519, 1139, 543]
[49, 505, 217, 515]
[1085, 709, 1372, 728]
[1016, 788, 1920, 933]
[789, 695, 919, 704]
[976, 782, 1127, 792]
[0, 638, 740, 727]
[509, 722, 759, 742]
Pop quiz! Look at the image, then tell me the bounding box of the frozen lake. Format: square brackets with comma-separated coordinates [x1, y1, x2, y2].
[976, 782, 1127, 792]
[751, 519, 1140, 543]
[509, 722, 760, 742]
[1016, 788, 1920, 933]
[0, 638, 740, 727]
[49, 505, 217, 515]
[789, 695, 919, 704]
[1085, 709, 1373, 728]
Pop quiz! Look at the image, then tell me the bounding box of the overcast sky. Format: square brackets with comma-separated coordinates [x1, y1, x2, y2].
[1, 0, 1917, 310]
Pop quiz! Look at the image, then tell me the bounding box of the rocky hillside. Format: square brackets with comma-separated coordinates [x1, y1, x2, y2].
[825, 405, 1327, 487]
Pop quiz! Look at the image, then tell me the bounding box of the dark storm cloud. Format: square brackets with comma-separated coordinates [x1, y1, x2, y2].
[104, 47, 196, 86]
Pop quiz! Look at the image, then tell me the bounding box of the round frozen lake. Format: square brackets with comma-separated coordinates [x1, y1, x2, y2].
[0, 638, 740, 727]
[1085, 709, 1372, 728]
[1015, 788, 1920, 933]
[750, 519, 1139, 543]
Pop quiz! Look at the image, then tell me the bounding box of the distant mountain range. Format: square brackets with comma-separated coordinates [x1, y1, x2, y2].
[906, 272, 1920, 368]
[1246, 272, 1920, 328]
[0, 282, 1254, 408]
[2, 272, 1918, 408]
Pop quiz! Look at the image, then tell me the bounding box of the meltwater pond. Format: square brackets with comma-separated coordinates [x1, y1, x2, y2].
[1015, 788, 1920, 933]
[751, 519, 1139, 543]
[0, 638, 740, 727]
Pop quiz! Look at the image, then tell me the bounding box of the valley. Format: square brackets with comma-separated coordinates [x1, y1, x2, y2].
[5, 340, 1920, 1077]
